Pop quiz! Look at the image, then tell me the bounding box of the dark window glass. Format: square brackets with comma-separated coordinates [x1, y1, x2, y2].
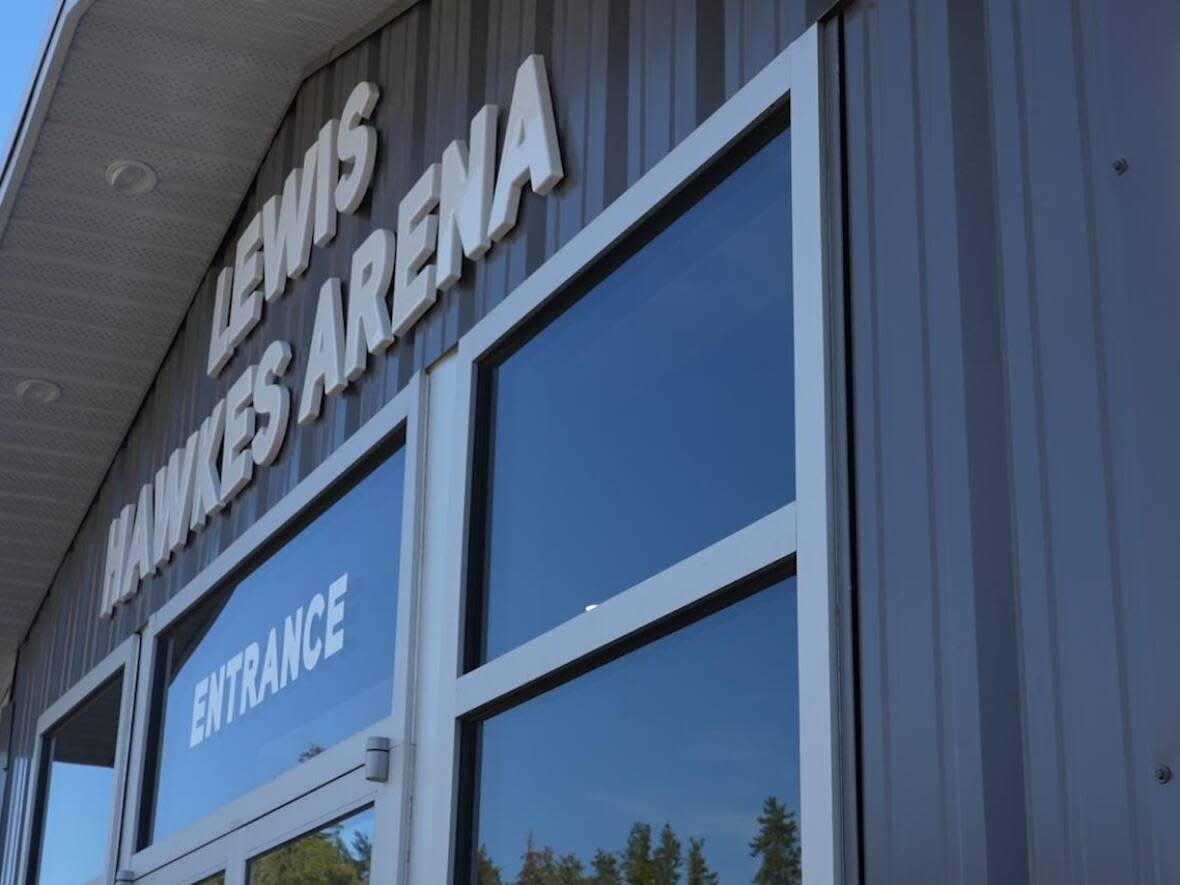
[194, 876, 225, 885]
[472, 122, 793, 664]
[247, 807, 373, 884]
[144, 446, 405, 846]
[30, 675, 122, 885]
[465, 579, 799, 884]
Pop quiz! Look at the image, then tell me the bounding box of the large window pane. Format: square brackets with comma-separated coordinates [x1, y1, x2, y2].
[30, 675, 122, 885]
[247, 807, 373, 884]
[143, 446, 405, 846]
[466, 578, 799, 884]
[472, 122, 793, 664]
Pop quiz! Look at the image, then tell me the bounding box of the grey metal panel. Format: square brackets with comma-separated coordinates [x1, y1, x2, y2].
[0, 0, 814, 875]
[844, 0, 1178, 882]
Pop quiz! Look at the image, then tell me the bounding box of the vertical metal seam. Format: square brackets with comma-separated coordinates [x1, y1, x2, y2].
[1064, 0, 1142, 880]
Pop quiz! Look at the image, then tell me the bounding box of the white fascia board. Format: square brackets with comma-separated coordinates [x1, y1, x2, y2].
[0, 0, 92, 236]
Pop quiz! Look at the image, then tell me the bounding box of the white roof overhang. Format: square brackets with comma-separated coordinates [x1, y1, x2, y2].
[0, 0, 413, 695]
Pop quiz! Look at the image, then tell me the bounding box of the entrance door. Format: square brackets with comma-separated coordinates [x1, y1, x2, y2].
[136, 762, 407, 885]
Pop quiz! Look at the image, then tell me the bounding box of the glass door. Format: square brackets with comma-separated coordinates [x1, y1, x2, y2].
[136, 764, 407, 885]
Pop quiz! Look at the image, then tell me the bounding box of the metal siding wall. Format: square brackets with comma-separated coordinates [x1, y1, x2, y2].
[844, 0, 1178, 882]
[0, 0, 812, 876]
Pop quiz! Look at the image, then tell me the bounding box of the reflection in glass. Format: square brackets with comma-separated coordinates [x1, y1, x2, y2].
[467, 579, 800, 884]
[144, 446, 405, 846]
[248, 807, 373, 884]
[194, 875, 225, 885]
[473, 123, 794, 664]
[31, 675, 123, 885]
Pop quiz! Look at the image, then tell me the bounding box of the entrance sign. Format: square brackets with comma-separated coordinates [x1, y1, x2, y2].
[144, 448, 404, 845]
[188, 574, 348, 749]
[100, 55, 563, 618]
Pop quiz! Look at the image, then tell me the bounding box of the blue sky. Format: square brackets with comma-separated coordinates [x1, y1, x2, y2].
[1, 1, 56, 166]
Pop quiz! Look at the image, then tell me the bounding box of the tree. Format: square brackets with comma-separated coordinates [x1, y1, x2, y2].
[249, 825, 367, 885]
[590, 849, 622, 885]
[623, 823, 657, 885]
[519, 832, 559, 885]
[652, 824, 681, 884]
[749, 796, 802, 885]
[555, 852, 586, 884]
[477, 844, 504, 885]
[349, 829, 372, 880]
[685, 838, 718, 885]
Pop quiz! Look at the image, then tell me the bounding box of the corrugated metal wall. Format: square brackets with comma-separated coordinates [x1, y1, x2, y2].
[0, 0, 822, 879]
[843, 0, 1178, 883]
[4, 0, 1176, 881]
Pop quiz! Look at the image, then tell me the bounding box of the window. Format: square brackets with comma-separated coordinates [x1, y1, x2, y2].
[21, 641, 137, 885]
[247, 807, 374, 883]
[468, 121, 793, 665]
[139, 443, 406, 847]
[29, 676, 123, 885]
[466, 578, 798, 883]
[439, 88, 824, 885]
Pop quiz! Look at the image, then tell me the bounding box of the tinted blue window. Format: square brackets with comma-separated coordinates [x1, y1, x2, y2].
[32, 675, 122, 885]
[468, 579, 800, 884]
[145, 446, 405, 846]
[248, 806, 373, 883]
[473, 125, 793, 664]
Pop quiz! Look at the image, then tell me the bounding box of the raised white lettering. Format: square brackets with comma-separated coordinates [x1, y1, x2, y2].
[336, 82, 381, 215]
[120, 484, 154, 603]
[220, 366, 257, 504]
[190, 400, 226, 532]
[229, 213, 264, 347]
[391, 164, 441, 335]
[315, 120, 340, 247]
[299, 279, 347, 425]
[262, 141, 319, 302]
[152, 431, 199, 569]
[344, 229, 396, 381]
[489, 55, 564, 240]
[207, 268, 235, 377]
[251, 341, 293, 467]
[101, 510, 128, 618]
[437, 105, 497, 290]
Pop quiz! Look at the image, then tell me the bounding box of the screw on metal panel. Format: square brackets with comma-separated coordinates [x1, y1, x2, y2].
[1155, 765, 1172, 784]
[1112, 158, 1129, 175]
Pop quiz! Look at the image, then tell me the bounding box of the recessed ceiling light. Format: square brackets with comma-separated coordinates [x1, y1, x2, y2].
[584, 603, 598, 612]
[15, 378, 62, 404]
[105, 159, 158, 195]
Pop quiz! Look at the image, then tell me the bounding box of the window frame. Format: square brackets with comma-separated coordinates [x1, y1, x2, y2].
[135, 767, 399, 885]
[120, 374, 425, 880]
[406, 24, 841, 885]
[17, 636, 140, 885]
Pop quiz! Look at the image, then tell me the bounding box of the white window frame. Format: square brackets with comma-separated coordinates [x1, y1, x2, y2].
[119, 374, 426, 882]
[135, 766, 402, 885]
[406, 24, 840, 885]
[17, 636, 140, 885]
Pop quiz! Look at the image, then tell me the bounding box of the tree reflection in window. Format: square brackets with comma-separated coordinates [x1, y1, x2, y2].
[468, 581, 800, 884]
[247, 807, 373, 884]
[475, 797, 800, 884]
